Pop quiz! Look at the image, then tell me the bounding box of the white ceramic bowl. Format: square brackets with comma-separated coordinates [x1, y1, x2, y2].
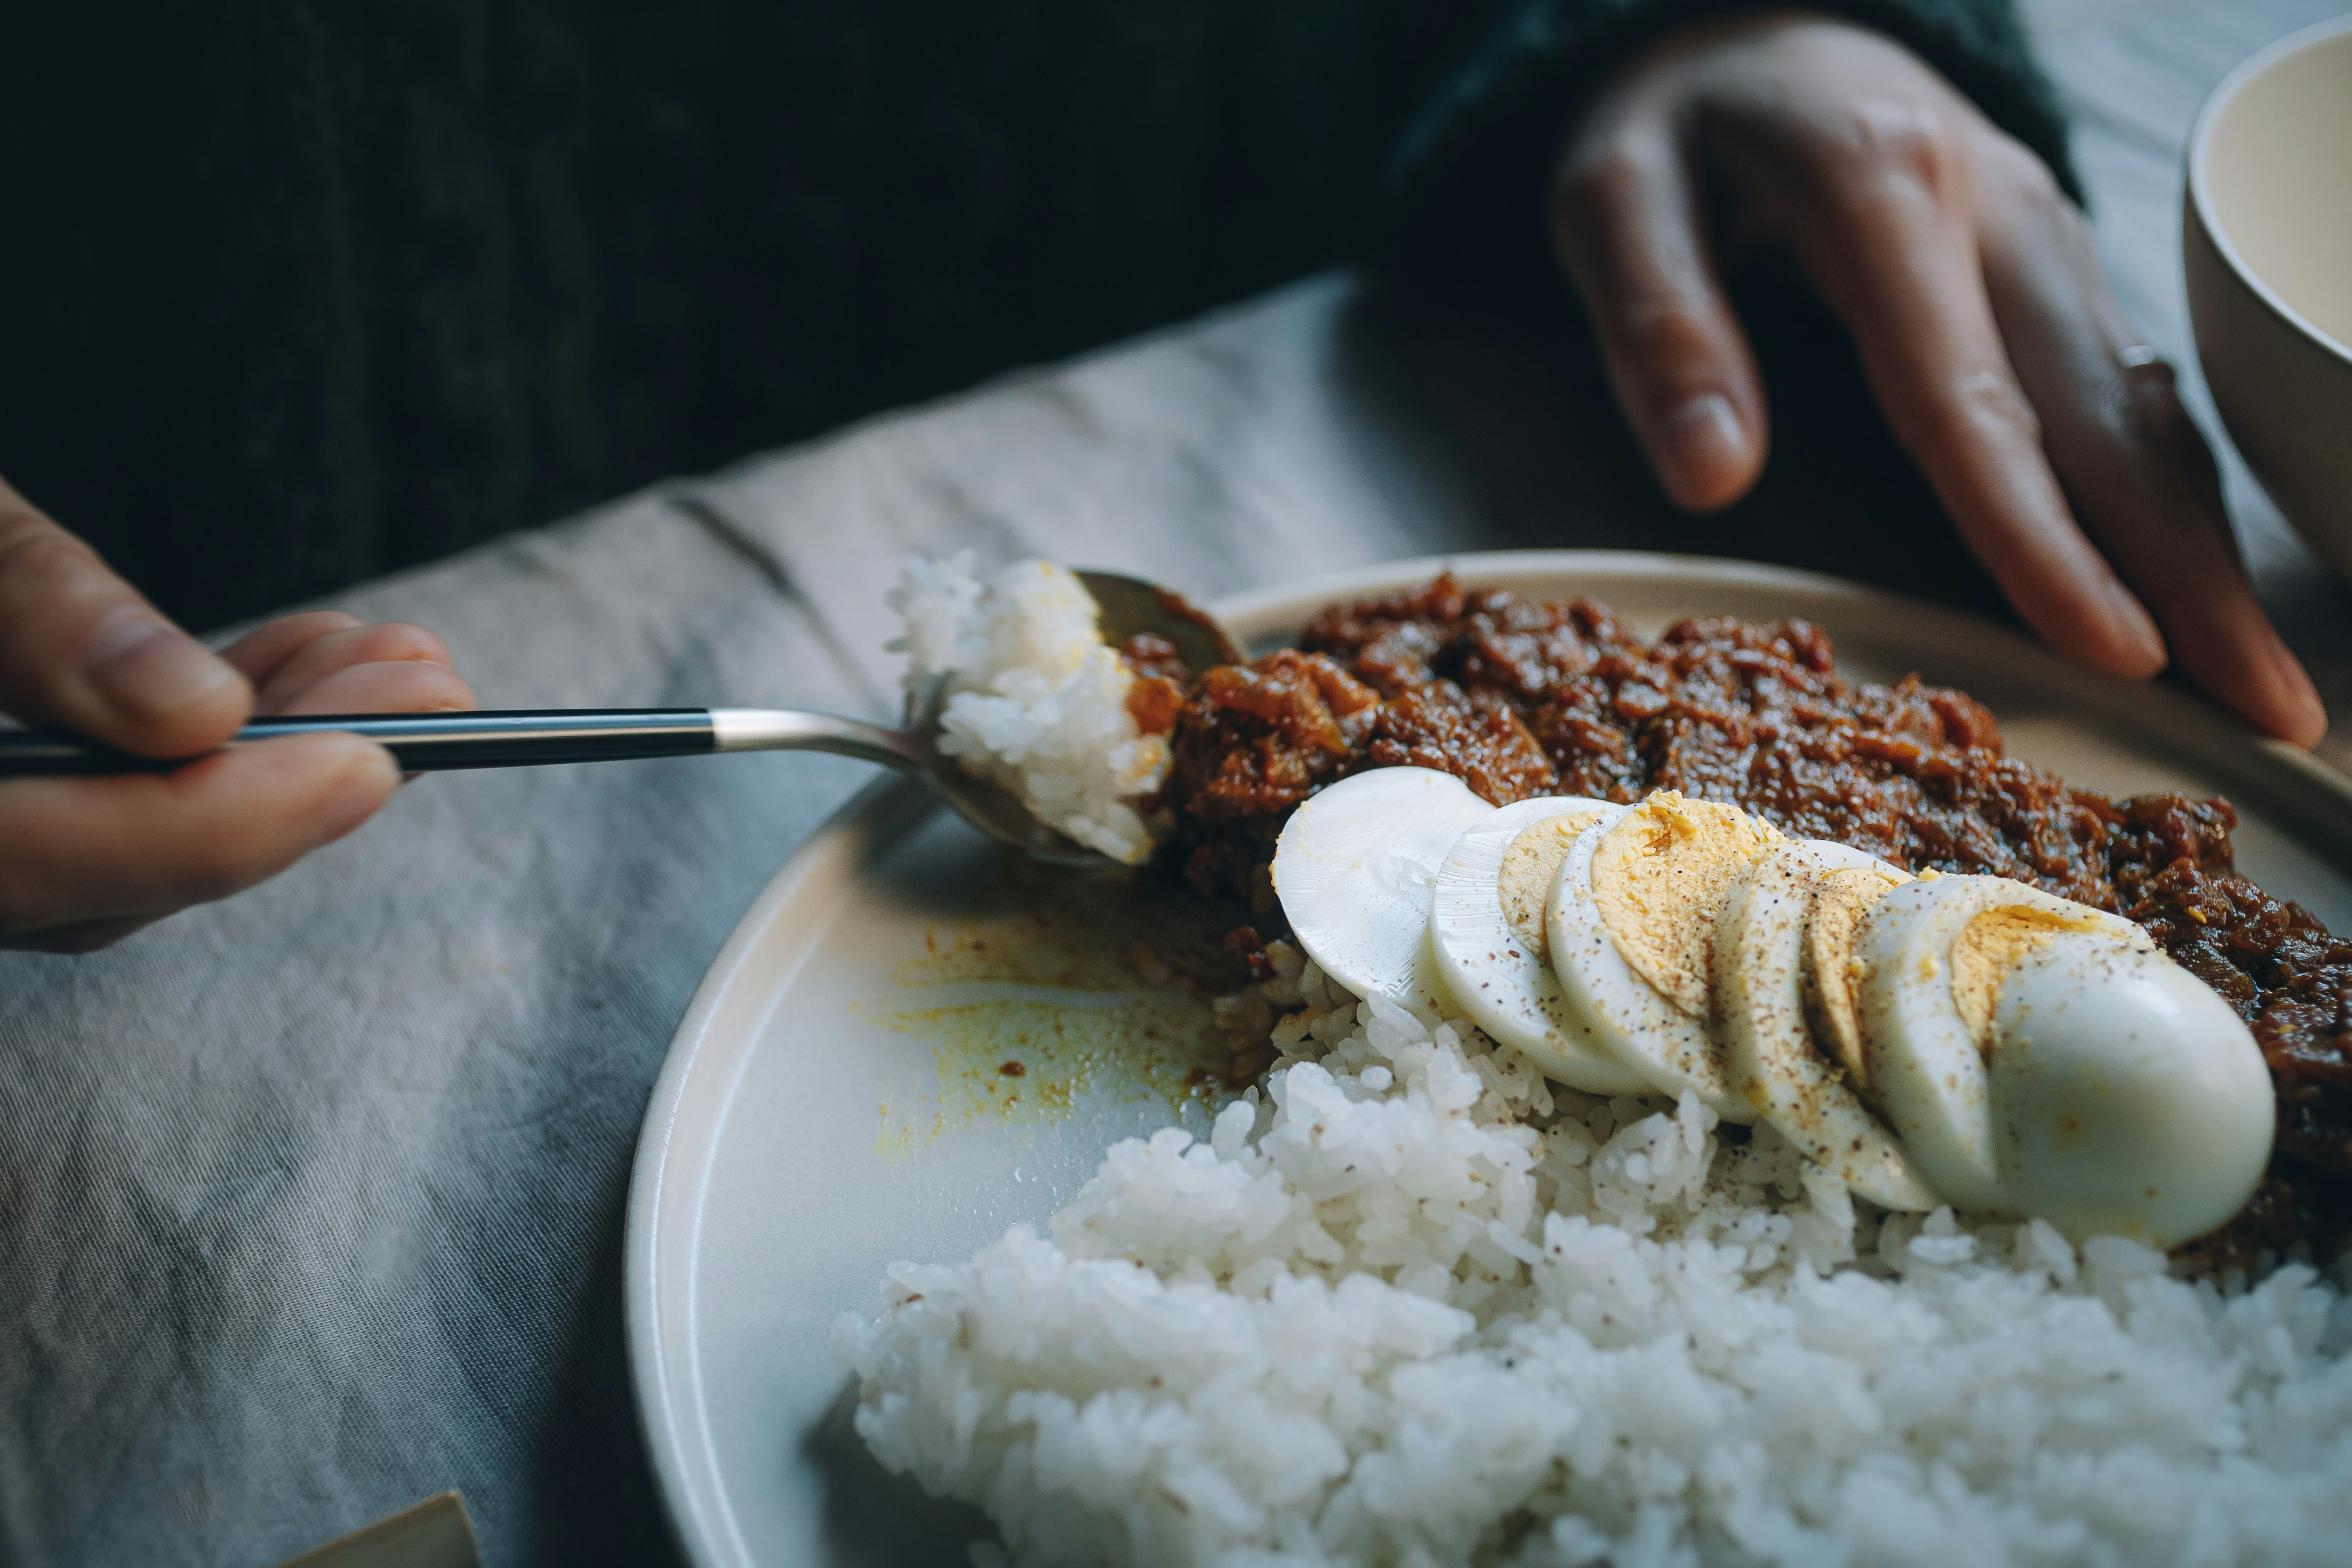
[2184, 15, 2352, 581]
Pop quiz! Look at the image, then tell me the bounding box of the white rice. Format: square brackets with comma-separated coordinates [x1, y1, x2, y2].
[837, 944, 2352, 1566]
[889, 553, 1169, 864]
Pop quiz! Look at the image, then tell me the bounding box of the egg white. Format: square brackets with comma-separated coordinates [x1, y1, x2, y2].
[1988, 930, 2273, 1246]
[1715, 840, 1942, 1210]
[1271, 766, 1496, 1020]
[1430, 796, 1649, 1094]
[1546, 802, 1757, 1120]
[1855, 873, 2150, 1214]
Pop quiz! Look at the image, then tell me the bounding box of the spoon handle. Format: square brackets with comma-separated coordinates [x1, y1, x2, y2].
[0, 708, 921, 776]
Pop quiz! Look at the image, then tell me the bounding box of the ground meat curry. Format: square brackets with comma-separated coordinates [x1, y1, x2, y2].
[1144, 575, 2352, 1257]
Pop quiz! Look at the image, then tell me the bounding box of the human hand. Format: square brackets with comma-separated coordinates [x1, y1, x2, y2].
[0, 475, 476, 952]
[1550, 12, 2325, 745]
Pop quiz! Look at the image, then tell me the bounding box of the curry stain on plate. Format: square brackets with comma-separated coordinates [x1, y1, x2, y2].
[862, 872, 1244, 1158]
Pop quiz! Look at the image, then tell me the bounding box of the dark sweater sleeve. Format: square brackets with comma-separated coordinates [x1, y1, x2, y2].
[1385, 0, 2076, 291]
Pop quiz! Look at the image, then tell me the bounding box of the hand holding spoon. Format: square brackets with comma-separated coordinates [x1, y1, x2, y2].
[0, 570, 1240, 867]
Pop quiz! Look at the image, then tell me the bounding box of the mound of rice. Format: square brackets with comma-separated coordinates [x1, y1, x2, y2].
[837, 944, 2352, 1566]
[890, 554, 1170, 864]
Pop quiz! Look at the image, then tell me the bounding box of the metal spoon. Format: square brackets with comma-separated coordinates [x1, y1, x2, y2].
[0, 569, 1242, 866]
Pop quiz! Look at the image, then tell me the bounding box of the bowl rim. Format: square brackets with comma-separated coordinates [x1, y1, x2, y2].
[2186, 12, 2352, 372]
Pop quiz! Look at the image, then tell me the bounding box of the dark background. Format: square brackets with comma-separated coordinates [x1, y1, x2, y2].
[0, 0, 1515, 632]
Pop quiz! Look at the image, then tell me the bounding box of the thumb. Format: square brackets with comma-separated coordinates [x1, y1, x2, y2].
[0, 476, 251, 758]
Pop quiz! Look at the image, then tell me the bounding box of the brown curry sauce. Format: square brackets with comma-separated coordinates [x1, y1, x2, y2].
[1141, 575, 2352, 1258]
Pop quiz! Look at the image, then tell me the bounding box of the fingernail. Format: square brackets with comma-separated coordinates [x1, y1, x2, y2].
[316, 742, 399, 846]
[2103, 578, 2168, 673]
[82, 605, 242, 720]
[1655, 393, 1746, 504]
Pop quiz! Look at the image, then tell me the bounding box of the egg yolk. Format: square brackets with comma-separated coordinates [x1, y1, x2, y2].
[1803, 862, 1911, 1093]
[1496, 810, 1607, 965]
[1949, 905, 2104, 1046]
[1590, 791, 1782, 1017]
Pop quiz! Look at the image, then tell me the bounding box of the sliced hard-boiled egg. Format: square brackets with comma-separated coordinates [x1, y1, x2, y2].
[1714, 840, 1942, 1210]
[1430, 796, 1649, 1095]
[1547, 791, 1781, 1120]
[1806, 861, 1905, 1097]
[1855, 873, 2150, 1214]
[1271, 766, 1495, 1019]
[1988, 930, 2273, 1246]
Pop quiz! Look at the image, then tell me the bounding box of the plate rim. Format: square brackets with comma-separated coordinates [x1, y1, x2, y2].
[625, 774, 932, 1568]
[624, 546, 2352, 1568]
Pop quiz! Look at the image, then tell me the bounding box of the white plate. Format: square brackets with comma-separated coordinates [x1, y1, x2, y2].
[624, 549, 2352, 1567]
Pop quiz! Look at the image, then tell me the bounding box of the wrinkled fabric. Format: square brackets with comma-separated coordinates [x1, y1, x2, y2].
[0, 276, 1496, 1566]
[0, 490, 880, 1566]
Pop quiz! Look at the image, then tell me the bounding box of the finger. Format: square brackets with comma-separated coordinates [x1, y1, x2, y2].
[0, 478, 251, 756]
[250, 621, 456, 712]
[1551, 123, 1769, 510]
[9, 915, 157, 957]
[1737, 111, 2168, 679]
[269, 659, 478, 718]
[1980, 176, 2326, 745]
[218, 612, 364, 687]
[0, 732, 398, 945]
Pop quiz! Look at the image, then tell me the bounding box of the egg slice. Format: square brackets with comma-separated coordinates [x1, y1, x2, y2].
[1715, 840, 1942, 1210]
[1989, 931, 2273, 1246]
[1547, 791, 1780, 1120]
[1855, 874, 2149, 1213]
[1806, 862, 1905, 1099]
[1272, 766, 1496, 1019]
[1430, 796, 1650, 1094]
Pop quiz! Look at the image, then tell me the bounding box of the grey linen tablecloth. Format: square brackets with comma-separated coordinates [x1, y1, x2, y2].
[4, 2, 2348, 1562]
